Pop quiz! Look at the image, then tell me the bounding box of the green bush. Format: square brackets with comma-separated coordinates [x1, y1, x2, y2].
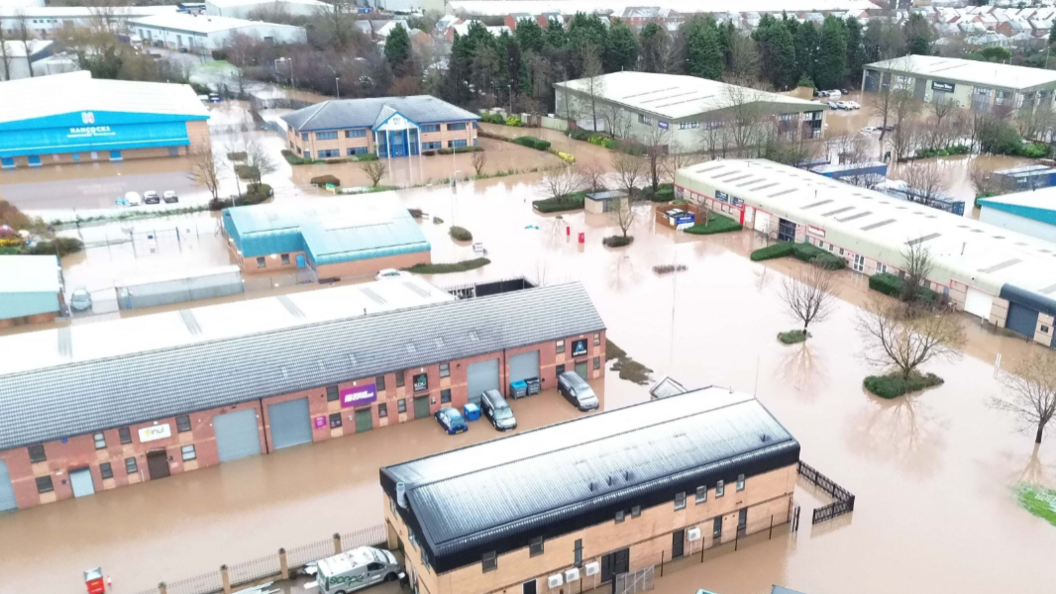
[422, 150, 436, 156]
[209, 184, 273, 211]
[975, 191, 997, 209]
[438, 146, 482, 155]
[310, 174, 341, 187]
[791, 243, 846, 270]
[407, 258, 490, 274]
[506, 116, 523, 126]
[535, 139, 551, 151]
[778, 330, 809, 344]
[603, 235, 634, 247]
[449, 226, 473, 241]
[227, 151, 247, 161]
[355, 153, 379, 162]
[569, 129, 593, 141]
[684, 213, 742, 235]
[869, 272, 939, 303]
[26, 237, 84, 256]
[642, 183, 675, 202]
[864, 372, 943, 399]
[234, 164, 259, 180]
[1019, 142, 1053, 158]
[480, 112, 506, 125]
[281, 150, 319, 165]
[533, 192, 585, 213]
[750, 242, 794, 261]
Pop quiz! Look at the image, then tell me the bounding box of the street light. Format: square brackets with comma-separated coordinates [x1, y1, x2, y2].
[508, 84, 512, 116]
[335, 77, 341, 99]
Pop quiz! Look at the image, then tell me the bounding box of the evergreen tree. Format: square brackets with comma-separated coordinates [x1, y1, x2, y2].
[443, 32, 473, 105]
[639, 22, 671, 73]
[384, 24, 411, 73]
[816, 16, 847, 90]
[682, 16, 723, 81]
[604, 19, 639, 72]
[544, 17, 567, 48]
[794, 21, 819, 87]
[515, 17, 545, 54]
[903, 12, 932, 55]
[753, 15, 797, 90]
[1050, 19, 1056, 45]
[845, 16, 864, 88]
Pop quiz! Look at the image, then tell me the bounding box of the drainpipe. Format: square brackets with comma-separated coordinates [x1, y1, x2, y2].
[259, 398, 270, 453]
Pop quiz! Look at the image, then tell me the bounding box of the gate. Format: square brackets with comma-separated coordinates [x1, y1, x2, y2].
[614, 566, 654, 594]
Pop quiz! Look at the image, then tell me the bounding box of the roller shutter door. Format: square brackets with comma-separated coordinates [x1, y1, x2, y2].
[213, 409, 262, 462]
[467, 359, 500, 404]
[1006, 302, 1040, 339]
[754, 212, 770, 235]
[964, 288, 994, 320]
[268, 398, 312, 450]
[509, 351, 540, 383]
[0, 461, 16, 512]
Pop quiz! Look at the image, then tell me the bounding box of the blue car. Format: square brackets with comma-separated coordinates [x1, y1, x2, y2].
[435, 408, 468, 435]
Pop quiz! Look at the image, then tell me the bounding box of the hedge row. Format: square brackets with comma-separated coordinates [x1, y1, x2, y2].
[603, 235, 634, 247]
[750, 242, 794, 261]
[407, 258, 490, 274]
[310, 175, 340, 187]
[208, 184, 272, 210]
[449, 226, 473, 241]
[748, 241, 845, 269]
[684, 213, 742, 235]
[513, 136, 551, 151]
[533, 192, 585, 213]
[868, 272, 940, 303]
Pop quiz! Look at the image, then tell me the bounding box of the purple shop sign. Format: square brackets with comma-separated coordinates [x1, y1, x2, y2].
[341, 383, 377, 408]
[313, 416, 327, 429]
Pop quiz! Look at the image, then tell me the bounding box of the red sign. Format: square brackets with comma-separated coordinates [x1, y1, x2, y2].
[86, 578, 106, 594]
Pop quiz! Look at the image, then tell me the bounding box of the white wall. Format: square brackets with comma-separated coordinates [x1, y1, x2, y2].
[205, 0, 325, 19]
[979, 206, 1056, 243]
[136, 22, 305, 51]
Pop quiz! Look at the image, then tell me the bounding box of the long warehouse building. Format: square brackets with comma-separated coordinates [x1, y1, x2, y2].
[0, 278, 605, 512]
[676, 159, 1056, 346]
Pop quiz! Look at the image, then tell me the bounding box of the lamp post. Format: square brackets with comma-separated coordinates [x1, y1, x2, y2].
[508, 83, 513, 116]
[335, 77, 340, 99]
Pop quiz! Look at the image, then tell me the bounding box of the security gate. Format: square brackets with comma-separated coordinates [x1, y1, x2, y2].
[509, 351, 540, 383]
[268, 398, 312, 450]
[70, 468, 95, 498]
[414, 396, 431, 419]
[1007, 302, 1040, 339]
[0, 461, 15, 512]
[213, 408, 262, 462]
[467, 359, 500, 404]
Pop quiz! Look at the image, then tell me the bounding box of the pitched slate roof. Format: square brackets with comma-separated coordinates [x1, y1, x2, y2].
[0, 282, 603, 451]
[381, 388, 800, 572]
[282, 96, 480, 132]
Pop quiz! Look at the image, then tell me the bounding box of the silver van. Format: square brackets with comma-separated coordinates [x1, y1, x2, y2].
[305, 546, 402, 594]
[558, 371, 599, 411]
[481, 389, 517, 431]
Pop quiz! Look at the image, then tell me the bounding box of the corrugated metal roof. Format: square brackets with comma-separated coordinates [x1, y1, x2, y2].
[0, 282, 604, 451]
[866, 55, 1056, 91]
[282, 96, 480, 132]
[381, 389, 799, 572]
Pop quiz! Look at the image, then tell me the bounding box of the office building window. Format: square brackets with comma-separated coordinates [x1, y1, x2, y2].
[301, 133, 308, 141]
[482, 551, 497, 572]
[398, 399, 407, 414]
[346, 147, 368, 156]
[346, 129, 367, 138]
[556, 364, 565, 376]
[441, 389, 451, 403]
[316, 131, 338, 140]
[593, 332, 600, 345]
[615, 510, 626, 523]
[100, 462, 114, 480]
[593, 356, 600, 370]
[420, 124, 440, 133]
[716, 480, 725, 497]
[378, 403, 388, 418]
[737, 474, 746, 491]
[631, 505, 641, 517]
[440, 362, 450, 378]
[36, 476, 54, 494]
[281, 253, 290, 265]
[176, 414, 192, 433]
[125, 457, 138, 475]
[317, 149, 340, 158]
[556, 339, 565, 353]
[421, 141, 442, 150]
[329, 413, 342, 429]
[376, 375, 386, 391]
[448, 139, 467, 148]
[638, 114, 652, 124]
[574, 539, 583, 566]
[448, 123, 467, 131]
[713, 517, 722, 537]
[696, 485, 707, 503]
[674, 491, 686, 510]
[93, 432, 106, 450]
[28, 444, 46, 463]
[181, 445, 196, 461]
[530, 536, 544, 557]
[256, 257, 266, 268]
[738, 508, 748, 528]
[326, 385, 340, 401]
[396, 371, 405, 387]
[119, 427, 132, 445]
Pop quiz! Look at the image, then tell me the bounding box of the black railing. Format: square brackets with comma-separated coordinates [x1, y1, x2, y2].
[798, 461, 856, 525]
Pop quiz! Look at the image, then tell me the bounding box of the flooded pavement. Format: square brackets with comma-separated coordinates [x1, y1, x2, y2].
[888, 154, 1033, 212]
[3, 175, 1056, 594]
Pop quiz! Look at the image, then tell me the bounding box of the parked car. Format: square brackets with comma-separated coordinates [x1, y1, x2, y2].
[827, 90, 842, 98]
[881, 124, 895, 132]
[836, 101, 850, 110]
[435, 407, 468, 434]
[827, 101, 839, 110]
[481, 389, 517, 431]
[375, 268, 410, 281]
[304, 546, 402, 594]
[69, 288, 92, 312]
[124, 191, 142, 206]
[861, 126, 878, 133]
[816, 90, 829, 97]
[143, 191, 160, 205]
[115, 196, 129, 207]
[558, 371, 599, 411]
[846, 101, 861, 109]
[840, 88, 850, 95]
[163, 190, 179, 203]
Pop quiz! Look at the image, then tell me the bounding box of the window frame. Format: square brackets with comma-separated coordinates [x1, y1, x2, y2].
[119, 426, 133, 445]
[447, 122, 467, 131]
[256, 256, 266, 268]
[615, 509, 626, 523]
[593, 356, 600, 370]
[631, 505, 641, 518]
[378, 403, 388, 418]
[716, 480, 725, 498]
[713, 517, 722, 537]
[439, 362, 450, 378]
[674, 491, 687, 510]
[125, 457, 139, 475]
[696, 485, 707, 503]
[737, 474, 746, 491]
[329, 412, 342, 429]
[441, 389, 452, 403]
[556, 339, 565, 354]
[281, 253, 291, 265]
[396, 371, 405, 387]
[482, 551, 497, 572]
[181, 444, 196, 461]
[574, 539, 583, 566]
[593, 332, 600, 345]
[529, 536, 544, 557]
[397, 399, 407, 414]
[100, 462, 114, 480]
[376, 375, 386, 391]
[36, 475, 54, 494]
[326, 385, 340, 401]
[316, 131, 338, 140]
[28, 444, 46, 463]
[93, 432, 106, 450]
[176, 414, 192, 433]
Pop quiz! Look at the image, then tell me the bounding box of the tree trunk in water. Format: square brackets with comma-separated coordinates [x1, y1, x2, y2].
[1036, 423, 1044, 445]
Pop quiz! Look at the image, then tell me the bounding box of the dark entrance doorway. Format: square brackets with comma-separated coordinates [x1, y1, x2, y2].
[778, 218, 797, 242]
[575, 361, 588, 381]
[146, 450, 170, 480]
[672, 529, 685, 559]
[522, 579, 537, 594]
[601, 547, 629, 584]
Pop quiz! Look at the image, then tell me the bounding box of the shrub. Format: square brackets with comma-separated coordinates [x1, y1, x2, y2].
[449, 226, 473, 241]
[281, 150, 317, 165]
[506, 116, 523, 126]
[438, 146, 482, 155]
[869, 272, 939, 303]
[310, 174, 341, 187]
[642, 183, 675, 203]
[569, 129, 593, 141]
[514, 136, 549, 151]
[778, 330, 809, 344]
[684, 213, 743, 235]
[480, 112, 506, 125]
[533, 192, 585, 213]
[355, 153, 379, 162]
[535, 140, 551, 151]
[791, 243, 846, 270]
[208, 184, 273, 211]
[750, 242, 794, 261]
[26, 237, 84, 256]
[864, 372, 943, 399]
[234, 164, 259, 180]
[974, 191, 996, 209]
[1019, 142, 1053, 159]
[406, 258, 490, 274]
[603, 235, 634, 247]
[422, 150, 436, 156]
[588, 135, 616, 149]
[227, 151, 247, 161]
[408, 208, 423, 219]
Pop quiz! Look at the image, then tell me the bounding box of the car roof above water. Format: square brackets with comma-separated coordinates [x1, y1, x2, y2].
[559, 371, 590, 389]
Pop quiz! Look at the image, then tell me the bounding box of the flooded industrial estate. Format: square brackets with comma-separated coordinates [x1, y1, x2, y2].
[3, 173, 1056, 594]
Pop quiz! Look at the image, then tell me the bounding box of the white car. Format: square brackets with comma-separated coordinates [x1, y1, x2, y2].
[827, 90, 842, 99]
[124, 191, 142, 206]
[375, 268, 410, 281]
[847, 101, 861, 109]
[836, 101, 850, 110]
[143, 191, 160, 204]
[861, 126, 878, 133]
[69, 287, 93, 312]
[827, 102, 839, 110]
[163, 190, 179, 203]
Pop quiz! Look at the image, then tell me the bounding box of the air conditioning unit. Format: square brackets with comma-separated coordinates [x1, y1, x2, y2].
[687, 527, 702, 542]
[547, 574, 564, 588]
[564, 568, 581, 582]
[584, 562, 600, 576]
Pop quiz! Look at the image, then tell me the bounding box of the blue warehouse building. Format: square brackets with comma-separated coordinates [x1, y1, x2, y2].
[0, 71, 210, 168]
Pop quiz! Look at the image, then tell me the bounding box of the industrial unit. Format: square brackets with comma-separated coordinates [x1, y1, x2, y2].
[676, 159, 1056, 346]
[205, 0, 326, 18]
[0, 71, 209, 168]
[0, 255, 62, 327]
[282, 96, 480, 160]
[554, 72, 825, 151]
[0, 278, 605, 512]
[0, 4, 177, 36]
[979, 189, 1056, 244]
[222, 194, 432, 280]
[862, 55, 1056, 113]
[130, 12, 306, 51]
[381, 388, 799, 594]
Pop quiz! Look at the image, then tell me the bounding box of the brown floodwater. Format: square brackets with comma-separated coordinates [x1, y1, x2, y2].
[888, 154, 1033, 212]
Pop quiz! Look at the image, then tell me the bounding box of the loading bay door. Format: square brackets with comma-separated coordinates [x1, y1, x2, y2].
[964, 288, 994, 320]
[0, 461, 15, 512]
[268, 398, 313, 450]
[467, 359, 500, 404]
[70, 467, 96, 498]
[1006, 302, 1040, 339]
[509, 351, 540, 383]
[213, 408, 262, 462]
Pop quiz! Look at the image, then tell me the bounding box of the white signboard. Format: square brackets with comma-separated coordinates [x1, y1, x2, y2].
[138, 424, 172, 443]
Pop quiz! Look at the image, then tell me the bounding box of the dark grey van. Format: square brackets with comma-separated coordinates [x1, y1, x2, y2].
[557, 371, 599, 411]
[481, 389, 517, 430]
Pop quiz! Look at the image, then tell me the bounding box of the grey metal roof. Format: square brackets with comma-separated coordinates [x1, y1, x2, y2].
[282, 96, 481, 132]
[0, 282, 603, 451]
[381, 389, 800, 572]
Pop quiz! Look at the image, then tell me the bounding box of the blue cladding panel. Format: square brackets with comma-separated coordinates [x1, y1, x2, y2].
[0, 110, 208, 133]
[0, 291, 60, 320]
[0, 120, 192, 158]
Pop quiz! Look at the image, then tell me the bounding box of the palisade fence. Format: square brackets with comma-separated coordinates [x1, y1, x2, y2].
[797, 461, 856, 524]
[131, 525, 386, 594]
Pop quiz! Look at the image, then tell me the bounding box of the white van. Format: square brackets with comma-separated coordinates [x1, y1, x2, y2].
[305, 546, 402, 594]
[124, 191, 142, 206]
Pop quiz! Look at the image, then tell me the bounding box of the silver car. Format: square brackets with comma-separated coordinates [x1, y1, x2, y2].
[69, 287, 92, 312]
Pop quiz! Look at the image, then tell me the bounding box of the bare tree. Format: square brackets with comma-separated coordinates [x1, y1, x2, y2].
[13, 12, 32, 78]
[578, 160, 607, 193]
[901, 240, 935, 304]
[610, 152, 645, 238]
[856, 298, 966, 381]
[642, 125, 670, 193]
[471, 150, 487, 175]
[87, 0, 130, 36]
[188, 146, 225, 202]
[780, 262, 839, 335]
[663, 143, 696, 184]
[362, 160, 388, 186]
[901, 161, 948, 205]
[315, 0, 359, 50]
[244, 139, 276, 186]
[0, 19, 11, 81]
[538, 167, 583, 200]
[719, 82, 769, 157]
[968, 159, 1001, 197]
[929, 95, 957, 130]
[609, 192, 640, 239]
[992, 351, 1056, 445]
[600, 103, 630, 139]
[580, 44, 605, 133]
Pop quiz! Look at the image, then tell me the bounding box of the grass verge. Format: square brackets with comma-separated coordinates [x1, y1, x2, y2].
[1017, 484, 1056, 527]
[778, 330, 809, 344]
[863, 371, 944, 399]
[605, 339, 653, 385]
[685, 213, 743, 235]
[406, 258, 490, 274]
[533, 191, 585, 213]
[603, 235, 634, 247]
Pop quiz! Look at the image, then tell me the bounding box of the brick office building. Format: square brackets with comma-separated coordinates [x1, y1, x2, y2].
[0, 279, 605, 512]
[381, 389, 801, 594]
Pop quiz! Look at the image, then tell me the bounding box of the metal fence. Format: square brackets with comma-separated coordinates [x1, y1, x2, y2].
[286, 537, 337, 569]
[615, 565, 655, 594]
[797, 461, 856, 524]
